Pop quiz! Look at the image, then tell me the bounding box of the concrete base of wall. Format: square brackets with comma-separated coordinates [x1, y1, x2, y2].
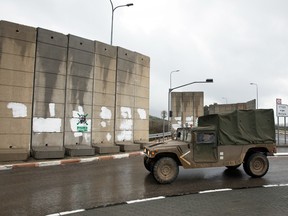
[92, 144, 120, 154]
[0, 149, 29, 162]
[65, 145, 95, 157]
[116, 142, 140, 152]
[32, 147, 65, 159]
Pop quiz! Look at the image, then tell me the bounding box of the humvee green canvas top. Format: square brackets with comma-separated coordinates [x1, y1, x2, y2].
[198, 109, 275, 145]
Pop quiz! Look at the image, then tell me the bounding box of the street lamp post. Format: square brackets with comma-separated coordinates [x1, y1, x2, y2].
[170, 70, 180, 89]
[168, 70, 180, 118]
[168, 78, 213, 132]
[250, 83, 258, 109]
[109, 0, 133, 45]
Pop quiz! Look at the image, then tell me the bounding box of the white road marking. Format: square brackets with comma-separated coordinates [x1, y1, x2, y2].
[199, 188, 232, 194]
[127, 196, 165, 204]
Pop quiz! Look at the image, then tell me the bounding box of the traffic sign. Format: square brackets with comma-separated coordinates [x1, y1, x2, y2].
[276, 98, 282, 105]
[276, 104, 288, 117]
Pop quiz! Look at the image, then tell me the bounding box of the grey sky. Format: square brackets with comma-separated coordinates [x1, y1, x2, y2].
[1, 0, 288, 117]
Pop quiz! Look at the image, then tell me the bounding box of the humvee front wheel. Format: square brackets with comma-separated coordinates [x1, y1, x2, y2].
[243, 153, 269, 178]
[144, 156, 154, 172]
[153, 157, 179, 184]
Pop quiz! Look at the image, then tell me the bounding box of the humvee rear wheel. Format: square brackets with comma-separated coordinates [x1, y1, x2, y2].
[153, 157, 179, 184]
[243, 153, 269, 178]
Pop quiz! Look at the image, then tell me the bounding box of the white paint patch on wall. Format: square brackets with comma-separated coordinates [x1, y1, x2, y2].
[7, 102, 27, 117]
[72, 106, 84, 118]
[33, 118, 61, 132]
[100, 107, 112, 119]
[186, 116, 193, 126]
[172, 116, 182, 130]
[74, 132, 83, 137]
[106, 133, 112, 141]
[121, 107, 132, 119]
[120, 119, 133, 130]
[100, 107, 111, 128]
[137, 108, 147, 120]
[117, 107, 133, 142]
[49, 103, 55, 117]
[117, 131, 133, 141]
[83, 133, 91, 143]
[101, 121, 107, 127]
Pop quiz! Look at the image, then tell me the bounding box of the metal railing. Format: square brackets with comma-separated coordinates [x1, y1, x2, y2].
[149, 132, 171, 140]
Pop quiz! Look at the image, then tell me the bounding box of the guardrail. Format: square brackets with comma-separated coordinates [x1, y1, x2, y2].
[149, 132, 171, 140]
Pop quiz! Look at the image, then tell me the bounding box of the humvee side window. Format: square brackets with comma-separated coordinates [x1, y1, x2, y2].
[185, 131, 192, 142]
[177, 132, 181, 139]
[196, 132, 215, 143]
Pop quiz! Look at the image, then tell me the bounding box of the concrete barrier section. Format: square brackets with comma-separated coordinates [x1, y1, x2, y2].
[92, 41, 120, 153]
[133, 52, 150, 142]
[31, 28, 68, 159]
[0, 21, 36, 161]
[115, 47, 136, 144]
[64, 35, 95, 156]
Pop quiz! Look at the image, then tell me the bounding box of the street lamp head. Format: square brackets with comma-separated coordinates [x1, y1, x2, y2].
[126, 3, 134, 6]
[206, 79, 213, 83]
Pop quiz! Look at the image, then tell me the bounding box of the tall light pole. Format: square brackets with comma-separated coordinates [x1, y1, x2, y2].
[168, 70, 180, 121]
[168, 78, 213, 132]
[110, 0, 133, 45]
[250, 82, 258, 109]
[170, 70, 180, 89]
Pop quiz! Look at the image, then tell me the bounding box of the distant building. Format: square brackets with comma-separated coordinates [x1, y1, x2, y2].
[171, 92, 256, 133]
[171, 92, 204, 130]
[208, 99, 256, 114]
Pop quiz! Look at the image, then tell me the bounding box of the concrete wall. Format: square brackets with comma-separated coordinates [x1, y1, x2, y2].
[171, 92, 204, 130]
[32, 28, 67, 148]
[92, 41, 117, 145]
[115, 47, 150, 143]
[64, 35, 95, 147]
[208, 99, 256, 114]
[133, 52, 150, 142]
[0, 20, 150, 161]
[0, 21, 36, 160]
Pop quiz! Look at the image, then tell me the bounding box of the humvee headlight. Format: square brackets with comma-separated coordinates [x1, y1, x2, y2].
[150, 150, 158, 156]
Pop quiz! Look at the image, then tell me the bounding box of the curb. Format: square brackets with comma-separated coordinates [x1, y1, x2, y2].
[0, 151, 144, 171]
[1, 151, 288, 172]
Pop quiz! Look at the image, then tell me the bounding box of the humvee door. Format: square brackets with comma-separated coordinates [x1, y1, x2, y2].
[193, 131, 217, 162]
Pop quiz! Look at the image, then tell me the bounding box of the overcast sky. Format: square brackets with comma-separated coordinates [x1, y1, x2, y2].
[1, 0, 288, 118]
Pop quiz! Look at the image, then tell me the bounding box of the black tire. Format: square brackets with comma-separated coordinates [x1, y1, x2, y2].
[226, 164, 241, 170]
[144, 156, 154, 172]
[243, 153, 269, 178]
[152, 157, 179, 184]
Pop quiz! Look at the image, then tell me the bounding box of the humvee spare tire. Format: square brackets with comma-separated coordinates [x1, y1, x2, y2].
[153, 157, 179, 184]
[243, 153, 269, 178]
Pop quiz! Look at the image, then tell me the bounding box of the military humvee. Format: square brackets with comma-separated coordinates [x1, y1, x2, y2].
[144, 109, 276, 184]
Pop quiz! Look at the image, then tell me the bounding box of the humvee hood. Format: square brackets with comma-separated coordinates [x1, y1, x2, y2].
[146, 141, 187, 151]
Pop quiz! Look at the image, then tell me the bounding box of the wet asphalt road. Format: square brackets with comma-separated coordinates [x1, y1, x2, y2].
[0, 156, 288, 216]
